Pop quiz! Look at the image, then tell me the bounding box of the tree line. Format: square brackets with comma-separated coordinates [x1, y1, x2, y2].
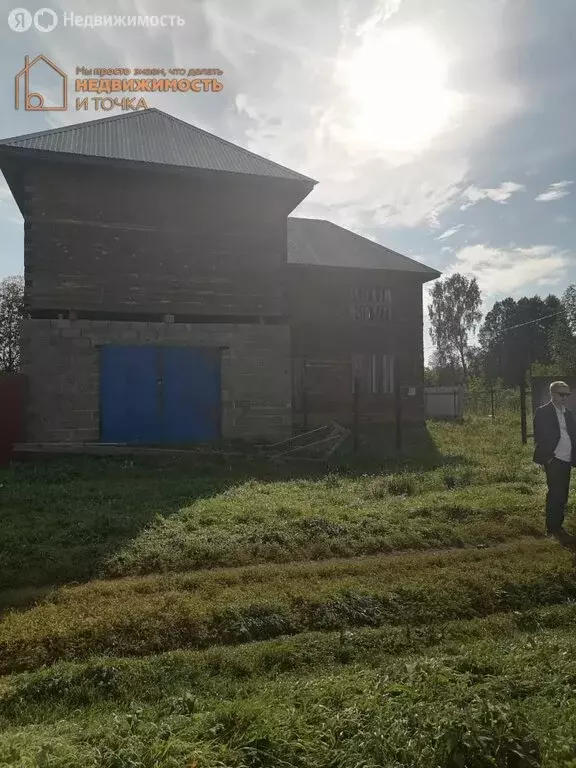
[427, 274, 576, 387]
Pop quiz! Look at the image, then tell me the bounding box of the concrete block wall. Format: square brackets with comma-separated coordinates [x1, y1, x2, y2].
[21, 319, 292, 443]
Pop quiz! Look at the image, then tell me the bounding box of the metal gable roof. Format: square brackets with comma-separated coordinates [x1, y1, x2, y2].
[0, 108, 316, 183]
[287, 217, 441, 278]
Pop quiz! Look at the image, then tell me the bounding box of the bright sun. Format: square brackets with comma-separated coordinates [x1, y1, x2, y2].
[337, 27, 462, 155]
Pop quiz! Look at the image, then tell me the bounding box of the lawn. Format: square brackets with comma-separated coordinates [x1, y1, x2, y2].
[1, 413, 576, 766]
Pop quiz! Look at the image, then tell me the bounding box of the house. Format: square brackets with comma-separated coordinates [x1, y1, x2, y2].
[287, 217, 439, 428]
[0, 108, 440, 446]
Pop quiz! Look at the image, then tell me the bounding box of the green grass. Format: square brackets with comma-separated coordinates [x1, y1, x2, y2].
[2, 412, 576, 765]
[2, 615, 576, 766]
[2, 538, 575, 672]
[0, 416, 547, 591]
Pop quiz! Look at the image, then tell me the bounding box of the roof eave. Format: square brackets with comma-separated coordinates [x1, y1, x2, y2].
[286, 261, 443, 277]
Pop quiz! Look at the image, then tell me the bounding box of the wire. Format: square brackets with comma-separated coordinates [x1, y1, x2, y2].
[423, 310, 564, 355]
[489, 311, 563, 335]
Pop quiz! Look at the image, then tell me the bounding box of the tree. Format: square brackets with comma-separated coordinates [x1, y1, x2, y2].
[549, 285, 576, 375]
[478, 294, 560, 386]
[428, 273, 482, 383]
[427, 350, 461, 386]
[0, 276, 25, 373]
[464, 345, 487, 381]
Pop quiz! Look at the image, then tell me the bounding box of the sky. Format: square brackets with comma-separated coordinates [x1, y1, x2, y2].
[1, 0, 575, 359]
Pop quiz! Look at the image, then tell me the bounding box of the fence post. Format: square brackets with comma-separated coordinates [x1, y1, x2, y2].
[353, 377, 360, 452]
[395, 383, 402, 452]
[520, 379, 527, 444]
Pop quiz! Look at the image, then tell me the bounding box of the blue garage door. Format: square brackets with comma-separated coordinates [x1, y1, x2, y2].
[100, 346, 221, 444]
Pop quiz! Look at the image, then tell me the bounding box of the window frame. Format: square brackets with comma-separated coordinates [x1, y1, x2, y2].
[351, 286, 392, 323]
[351, 353, 395, 395]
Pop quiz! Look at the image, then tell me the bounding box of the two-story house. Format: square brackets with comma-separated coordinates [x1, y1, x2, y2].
[0, 108, 439, 446]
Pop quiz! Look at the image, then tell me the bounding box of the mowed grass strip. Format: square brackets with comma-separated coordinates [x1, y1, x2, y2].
[2, 602, 576, 726]
[2, 539, 575, 673]
[102, 479, 546, 579]
[2, 620, 576, 766]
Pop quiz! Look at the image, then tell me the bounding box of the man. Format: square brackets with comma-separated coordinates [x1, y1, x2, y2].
[533, 380, 576, 546]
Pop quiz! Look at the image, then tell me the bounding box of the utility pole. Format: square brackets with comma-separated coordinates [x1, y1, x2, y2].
[520, 376, 527, 444]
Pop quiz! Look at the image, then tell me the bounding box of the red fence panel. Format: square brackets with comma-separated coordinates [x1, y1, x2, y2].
[0, 374, 27, 465]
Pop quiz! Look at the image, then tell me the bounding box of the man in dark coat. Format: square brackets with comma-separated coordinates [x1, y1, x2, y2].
[533, 380, 576, 545]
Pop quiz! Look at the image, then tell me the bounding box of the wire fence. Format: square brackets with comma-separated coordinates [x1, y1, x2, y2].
[463, 386, 530, 417]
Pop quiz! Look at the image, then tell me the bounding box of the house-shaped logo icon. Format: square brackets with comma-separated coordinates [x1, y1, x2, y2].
[15, 54, 68, 111]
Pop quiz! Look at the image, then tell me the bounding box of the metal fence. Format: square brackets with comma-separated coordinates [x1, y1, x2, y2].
[425, 384, 535, 420]
[463, 387, 530, 417]
[424, 386, 463, 419]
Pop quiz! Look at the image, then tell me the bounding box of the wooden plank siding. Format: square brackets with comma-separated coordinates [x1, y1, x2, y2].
[287, 265, 426, 425]
[20, 161, 290, 317]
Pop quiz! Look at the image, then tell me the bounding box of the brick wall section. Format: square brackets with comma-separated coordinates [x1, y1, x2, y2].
[288, 265, 427, 426]
[21, 163, 291, 318]
[21, 319, 292, 443]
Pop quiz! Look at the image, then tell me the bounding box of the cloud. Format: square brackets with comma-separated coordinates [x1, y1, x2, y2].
[446, 243, 570, 296]
[0, 178, 22, 223]
[437, 224, 464, 240]
[355, 0, 404, 34]
[203, 0, 522, 231]
[535, 181, 574, 202]
[3, 0, 523, 241]
[299, 155, 469, 230]
[460, 181, 524, 209]
[0, 182, 11, 203]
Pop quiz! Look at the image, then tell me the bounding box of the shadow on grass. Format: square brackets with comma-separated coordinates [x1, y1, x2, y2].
[0, 453, 261, 597]
[0, 423, 465, 604]
[332, 422, 474, 473]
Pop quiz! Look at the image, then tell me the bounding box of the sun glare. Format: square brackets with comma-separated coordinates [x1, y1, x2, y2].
[337, 27, 462, 155]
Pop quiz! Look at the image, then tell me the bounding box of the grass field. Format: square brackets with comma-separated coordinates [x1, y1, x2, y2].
[1, 414, 576, 766]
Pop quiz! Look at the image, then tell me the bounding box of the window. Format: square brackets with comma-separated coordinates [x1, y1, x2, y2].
[382, 354, 394, 394]
[352, 353, 394, 394]
[351, 286, 391, 323]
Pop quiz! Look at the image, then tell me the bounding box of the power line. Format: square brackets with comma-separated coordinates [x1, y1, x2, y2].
[423, 310, 564, 355]
[491, 311, 563, 335]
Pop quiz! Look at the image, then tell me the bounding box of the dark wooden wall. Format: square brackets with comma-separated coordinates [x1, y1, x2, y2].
[21, 161, 292, 317]
[287, 265, 426, 425]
